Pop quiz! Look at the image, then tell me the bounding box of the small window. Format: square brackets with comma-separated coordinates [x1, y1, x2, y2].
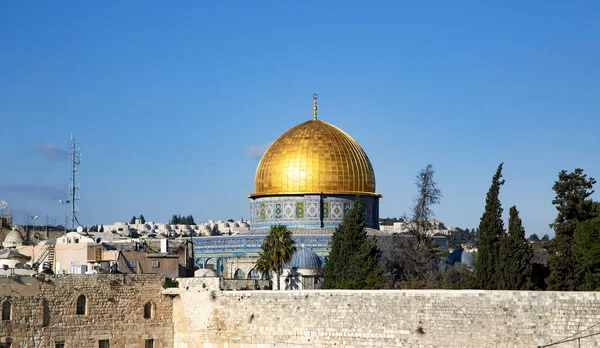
[145, 339, 154, 348]
[128, 260, 136, 268]
[2, 301, 11, 320]
[76, 295, 86, 315]
[151, 260, 160, 268]
[0, 343, 11, 348]
[144, 302, 153, 319]
[55, 342, 65, 348]
[98, 340, 109, 348]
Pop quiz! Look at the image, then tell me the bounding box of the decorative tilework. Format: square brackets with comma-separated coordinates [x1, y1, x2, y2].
[331, 202, 343, 219]
[283, 203, 294, 219]
[296, 202, 305, 219]
[323, 202, 330, 219]
[260, 203, 265, 220]
[265, 204, 274, 219]
[307, 202, 319, 219]
[275, 204, 282, 219]
[343, 203, 352, 214]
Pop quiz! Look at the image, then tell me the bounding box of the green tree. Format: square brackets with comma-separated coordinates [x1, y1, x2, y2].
[529, 234, 540, 242]
[547, 169, 596, 290]
[255, 225, 296, 290]
[130, 216, 136, 224]
[572, 217, 600, 290]
[139, 215, 146, 224]
[476, 163, 505, 290]
[323, 199, 383, 289]
[541, 234, 550, 242]
[210, 224, 220, 236]
[99, 224, 104, 232]
[497, 206, 533, 290]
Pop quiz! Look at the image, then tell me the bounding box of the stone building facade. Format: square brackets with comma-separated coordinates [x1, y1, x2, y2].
[0, 274, 172, 347]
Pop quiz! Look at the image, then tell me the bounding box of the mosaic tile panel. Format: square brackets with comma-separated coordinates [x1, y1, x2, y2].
[283, 203, 294, 219]
[343, 203, 352, 214]
[265, 203, 274, 219]
[307, 202, 319, 219]
[296, 202, 305, 219]
[331, 202, 343, 219]
[323, 202, 330, 219]
[275, 203, 282, 219]
[260, 203, 265, 220]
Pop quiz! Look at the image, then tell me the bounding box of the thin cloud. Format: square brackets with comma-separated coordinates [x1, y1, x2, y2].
[246, 142, 272, 158]
[28, 143, 68, 161]
[0, 184, 68, 200]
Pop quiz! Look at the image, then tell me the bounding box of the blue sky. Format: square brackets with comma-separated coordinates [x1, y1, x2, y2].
[1, 1, 599, 236]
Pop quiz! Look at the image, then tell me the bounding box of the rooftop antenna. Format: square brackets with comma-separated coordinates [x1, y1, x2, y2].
[68, 134, 81, 231]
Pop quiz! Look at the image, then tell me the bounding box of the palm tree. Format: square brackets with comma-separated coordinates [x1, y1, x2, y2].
[255, 225, 296, 290]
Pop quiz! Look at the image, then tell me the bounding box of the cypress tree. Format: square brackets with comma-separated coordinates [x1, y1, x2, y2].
[139, 214, 146, 224]
[475, 163, 505, 290]
[573, 217, 600, 290]
[323, 199, 383, 289]
[497, 206, 533, 290]
[547, 169, 596, 290]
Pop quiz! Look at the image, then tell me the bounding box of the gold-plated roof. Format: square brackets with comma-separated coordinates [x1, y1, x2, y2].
[252, 118, 377, 197]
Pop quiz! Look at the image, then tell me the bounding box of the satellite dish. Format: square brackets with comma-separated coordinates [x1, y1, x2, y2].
[0, 201, 7, 211]
[77, 226, 83, 233]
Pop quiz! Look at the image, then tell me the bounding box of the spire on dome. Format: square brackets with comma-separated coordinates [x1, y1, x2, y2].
[312, 93, 318, 120]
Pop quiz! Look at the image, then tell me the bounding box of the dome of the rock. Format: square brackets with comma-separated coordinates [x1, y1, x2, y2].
[248, 94, 380, 234]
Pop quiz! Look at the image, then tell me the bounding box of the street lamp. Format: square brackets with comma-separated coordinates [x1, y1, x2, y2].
[30, 215, 39, 243]
[58, 200, 70, 233]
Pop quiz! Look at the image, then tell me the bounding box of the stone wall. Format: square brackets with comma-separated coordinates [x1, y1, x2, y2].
[172, 288, 600, 347]
[0, 274, 173, 348]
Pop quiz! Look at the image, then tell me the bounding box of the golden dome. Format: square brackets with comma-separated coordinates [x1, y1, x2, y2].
[252, 118, 377, 196]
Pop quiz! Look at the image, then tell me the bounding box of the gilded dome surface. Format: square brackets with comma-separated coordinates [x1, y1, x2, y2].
[252, 119, 376, 196]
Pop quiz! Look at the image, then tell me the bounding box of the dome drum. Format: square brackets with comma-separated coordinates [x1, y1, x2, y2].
[249, 193, 379, 234]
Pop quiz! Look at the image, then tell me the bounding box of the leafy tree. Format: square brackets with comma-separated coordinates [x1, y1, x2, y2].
[255, 225, 296, 290]
[139, 215, 146, 224]
[413, 164, 442, 234]
[378, 234, 444, 289]
[573, 217, 600, 290]
[497, 206, 533, 290]
[170, 215, 179, 225]
[210, 224, 220, 236]
[476, 163, 505, 290]
[227, 219, 235, 223]
[529, 234, 540, 242]
[130, 216, 136, 224]
[99, 224, 104, 232]
[323, 199, 383, 289]
[547, 169, 596, 290]
[541, 234, 550, 242]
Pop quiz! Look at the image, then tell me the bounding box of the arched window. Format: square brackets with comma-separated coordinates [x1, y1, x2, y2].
[261, 271, 270, 280]
[143, 302, 153, 319]
[233, 269, 244, 279]
[248, 268, 259, 279]
[76, 295, 86, 315]
[1, 300, 11, 321]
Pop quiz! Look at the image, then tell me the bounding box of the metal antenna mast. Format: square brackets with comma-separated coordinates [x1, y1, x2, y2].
[68, 134, 81, 231]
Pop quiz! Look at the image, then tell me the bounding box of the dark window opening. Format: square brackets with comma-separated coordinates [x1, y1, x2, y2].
[76, 295, 86, 315]
[1, 301, 11, 321]
[55, 342, 65, 348]
[145, 339, 154, 348]
[98, 340, 109, 348]
[144, 302, 153, 319]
